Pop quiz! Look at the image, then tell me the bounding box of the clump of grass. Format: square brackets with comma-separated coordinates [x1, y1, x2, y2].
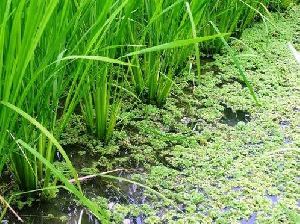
[0, 0, 74, 190]
[0, 0, 127, 190]
[0, 0, 128, 190]
[81, 65, 122, 144]
[122, 0, 278, 105]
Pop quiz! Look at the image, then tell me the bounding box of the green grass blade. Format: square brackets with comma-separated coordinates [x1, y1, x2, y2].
[105, 101, 121, 144]
[123, 33, 230, 57]
[209, 21, 259, 104]
[58, 55, 134, 67]
[185, 2, 201, 82]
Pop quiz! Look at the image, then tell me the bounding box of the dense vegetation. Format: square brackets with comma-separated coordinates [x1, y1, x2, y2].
[0, 0, 298, 223]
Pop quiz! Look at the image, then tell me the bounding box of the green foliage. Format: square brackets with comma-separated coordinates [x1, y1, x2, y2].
[17, 140, 110, 222]
[0, 0, 75, 190]
[81, 66, 122, 144]
[122, 0, 271, 104]
[0, 0, 296, 222]
[0, 0, 129, 191]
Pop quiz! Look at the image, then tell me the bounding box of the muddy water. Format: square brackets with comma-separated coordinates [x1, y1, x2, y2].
[3, 191, 98, 224]
[3, 171, 146, 224]
[3, 146, 146, 224]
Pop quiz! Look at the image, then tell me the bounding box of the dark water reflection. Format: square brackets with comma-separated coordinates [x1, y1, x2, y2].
[3, 172, 146, 224]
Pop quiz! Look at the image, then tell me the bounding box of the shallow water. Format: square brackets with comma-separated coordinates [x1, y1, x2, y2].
[266, 195, 279, 206]
[3, 171, 146, 224]
[221, 106, 251, 126]
[241, 212, 257, 224]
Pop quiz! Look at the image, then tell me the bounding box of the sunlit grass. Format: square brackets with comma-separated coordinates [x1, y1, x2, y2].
[0, 0, 296, 222]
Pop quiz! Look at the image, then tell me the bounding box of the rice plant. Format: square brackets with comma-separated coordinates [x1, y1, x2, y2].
[76, 1, 131, 143]
[0, 0, 76, 190]
[0, 0, 276, 187]
[81, 65, 122, 144]
[0, 0, 128, 191]
[0, 0, 295, 222]
[121, 0, 277, 105]
[124, 1, 216, 105]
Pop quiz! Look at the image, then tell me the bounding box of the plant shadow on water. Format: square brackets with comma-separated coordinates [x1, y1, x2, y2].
[221, 105, 251, 126]
[56, 144, 97, 170]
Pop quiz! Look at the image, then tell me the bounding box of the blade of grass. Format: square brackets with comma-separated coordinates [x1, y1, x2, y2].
[185, 2, 201, 82]
[123, 33, 230, 57]
[57, 55, 134, 67]
[0, 194, 23, 223]
[209, 21, 259, 104]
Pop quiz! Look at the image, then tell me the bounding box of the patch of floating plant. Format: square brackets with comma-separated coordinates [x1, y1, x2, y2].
[200, 56, 219, 73]
[174, 96, 191, 112]
[221, 105, 251, 126]
[155, 152, 184, 172]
